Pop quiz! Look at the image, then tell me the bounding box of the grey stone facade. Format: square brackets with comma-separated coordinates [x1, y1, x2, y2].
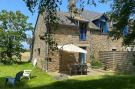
[31, 12, 125, 72]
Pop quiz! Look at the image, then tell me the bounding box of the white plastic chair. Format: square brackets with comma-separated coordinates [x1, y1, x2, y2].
[22, 70, 32, 80]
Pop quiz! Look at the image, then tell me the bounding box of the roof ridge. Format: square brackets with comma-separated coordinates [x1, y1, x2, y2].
[82, 10, 103, 15]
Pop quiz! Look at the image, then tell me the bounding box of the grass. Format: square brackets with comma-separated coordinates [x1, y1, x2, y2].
[1, 62, 135, 89]
[0, 62, 54, 89]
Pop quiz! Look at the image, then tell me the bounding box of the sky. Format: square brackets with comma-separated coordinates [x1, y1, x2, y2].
[0, 0, 112, 48]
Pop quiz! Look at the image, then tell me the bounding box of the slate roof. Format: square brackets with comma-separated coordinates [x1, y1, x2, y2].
[57, 10, 105, 30]
[57, 12, 76, 26]
[88, 21, 99, 30]
[81, 10, 103, 21]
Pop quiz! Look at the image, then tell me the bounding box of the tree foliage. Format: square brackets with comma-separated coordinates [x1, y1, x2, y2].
[108, 0, 135, 46]
[0, 10, 33, 64]
[23, 0, 62, 57]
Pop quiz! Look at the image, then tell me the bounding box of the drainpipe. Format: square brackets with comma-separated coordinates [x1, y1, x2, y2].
[45, 43, 48, 72]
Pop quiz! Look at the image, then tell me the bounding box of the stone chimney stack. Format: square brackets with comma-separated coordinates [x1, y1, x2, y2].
[68, 0, 77, 17]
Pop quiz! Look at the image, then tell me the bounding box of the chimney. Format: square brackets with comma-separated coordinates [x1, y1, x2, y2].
[68, 0, 77, 17]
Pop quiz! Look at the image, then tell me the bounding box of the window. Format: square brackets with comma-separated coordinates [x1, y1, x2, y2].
[48, 57, 52, 62]
[100, 22, 105, 33]
[79, 47, 86, 64]
[112, 47, 117, 51]
[38, 48, 40, 56]
[80, 29, 87, 41]
[80, 23, 87, 41]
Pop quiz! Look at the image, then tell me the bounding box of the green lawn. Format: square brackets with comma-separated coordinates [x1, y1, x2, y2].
[0, 63, 135, 89]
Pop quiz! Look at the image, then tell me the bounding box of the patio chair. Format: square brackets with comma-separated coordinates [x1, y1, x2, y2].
[69, 64, 78, 75]
[78, 64, 88, 75]
[5, 71, 23, 86]
[68, 64, 72, 75]
[71, 64, 78, 75]
[83, 64, 88, 74]
[22, 70, 32, 80]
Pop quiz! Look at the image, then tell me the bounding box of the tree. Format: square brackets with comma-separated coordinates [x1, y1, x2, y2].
[23, 0, 62, 59]
[109, 0, 135, 46]
[0, 10, 33, 64]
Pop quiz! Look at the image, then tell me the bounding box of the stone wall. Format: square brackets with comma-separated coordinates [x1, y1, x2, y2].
[32, 15, 90, 72]
[53, 25, 91, 72]
[47, 51, 60, 72]
[32, 14, 47, 70]
[89, 30, 125, 60]
[59, 51, 79, 73]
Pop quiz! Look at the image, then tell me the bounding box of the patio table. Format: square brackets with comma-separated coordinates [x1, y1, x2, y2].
[70, 64, 88, 75]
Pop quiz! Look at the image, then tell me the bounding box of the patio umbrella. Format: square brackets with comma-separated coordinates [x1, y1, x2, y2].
[58, 44, 87, 54]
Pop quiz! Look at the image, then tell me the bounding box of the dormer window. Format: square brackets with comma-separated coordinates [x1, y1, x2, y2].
[93, 16, 108, 34]
[100, 22, 105, 33]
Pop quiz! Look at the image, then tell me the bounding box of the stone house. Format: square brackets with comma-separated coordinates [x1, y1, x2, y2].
[31, 1, 128, 73]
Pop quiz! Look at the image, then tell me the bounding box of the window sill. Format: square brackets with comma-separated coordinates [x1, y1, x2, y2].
[101, 33, 108, 35]
[79, 40, 87, 41]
